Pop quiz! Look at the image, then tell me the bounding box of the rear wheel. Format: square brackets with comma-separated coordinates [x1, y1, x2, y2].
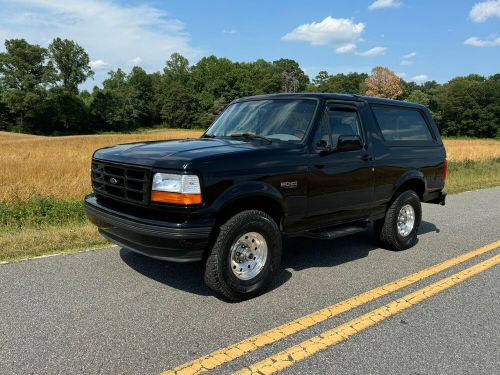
[204, 210, 282, 301]
[375, 190, 422, 250]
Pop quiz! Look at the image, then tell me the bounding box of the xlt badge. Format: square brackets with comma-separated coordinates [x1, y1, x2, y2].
[280, 181, 298, 189]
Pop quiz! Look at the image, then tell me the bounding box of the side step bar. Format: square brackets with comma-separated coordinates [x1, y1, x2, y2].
[305, 221, 368, 240]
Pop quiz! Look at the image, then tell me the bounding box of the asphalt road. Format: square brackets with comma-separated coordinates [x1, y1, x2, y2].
[1, 187, 499, 375]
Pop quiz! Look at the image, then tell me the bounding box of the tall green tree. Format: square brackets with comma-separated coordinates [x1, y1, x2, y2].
[125, 66, 153, 127]
[406, 89, 430, 106]
[0, 39, 55, 131]
[436, 75, 499, 137]
[161, 53, 198, 128]
[89, 69, 127, 130]
[48, 38, 94, 93]
[312, 72, 368, 94]
[272, 59, 309, 92]
[312, 71, 330, 87]
[237, 59, 277, 94]
[46, 87, 88, 133]
[191, 55, 241, 115]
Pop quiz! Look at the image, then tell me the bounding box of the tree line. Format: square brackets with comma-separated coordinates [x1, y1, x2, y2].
[0, 38, 498, 138]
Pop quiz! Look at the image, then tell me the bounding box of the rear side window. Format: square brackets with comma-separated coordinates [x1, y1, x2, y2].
[371, 105, 434, 142]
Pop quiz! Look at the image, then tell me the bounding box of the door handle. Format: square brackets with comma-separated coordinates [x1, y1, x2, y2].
[361, 154, 373, 161]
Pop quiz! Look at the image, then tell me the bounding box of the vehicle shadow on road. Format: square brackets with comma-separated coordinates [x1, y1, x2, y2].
[281, 220, 439, 271]
[119, 248, 292, 300]
[282, 230, 375, 271]
[119, 220, 439, 299]
[419, 220, 440, 234]
[119, 248, 211, 296]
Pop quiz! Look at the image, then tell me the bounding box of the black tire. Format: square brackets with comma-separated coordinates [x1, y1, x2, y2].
[204, 210, 282, 301]
[375, 190, 422, 251]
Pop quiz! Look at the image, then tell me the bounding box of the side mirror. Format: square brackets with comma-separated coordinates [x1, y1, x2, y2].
[316, 139, 333, 155]
[337, 135, 363, 151]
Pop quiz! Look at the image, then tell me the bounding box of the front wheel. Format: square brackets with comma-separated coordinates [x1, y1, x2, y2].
[204, 210, 282, 301]
[375, 190, 422, 251]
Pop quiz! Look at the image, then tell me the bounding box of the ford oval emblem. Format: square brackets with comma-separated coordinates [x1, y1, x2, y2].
[109, 177, 118, 184]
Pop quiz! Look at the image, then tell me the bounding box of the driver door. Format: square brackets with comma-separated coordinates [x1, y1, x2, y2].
[307, 102, 375, 228]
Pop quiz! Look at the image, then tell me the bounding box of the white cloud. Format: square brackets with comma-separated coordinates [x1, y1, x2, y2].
[223, 29, 237, 34]
[411, 74, 429, 83]
[128, 57, 142, 66]
[469, 0, 500, 22]
[464, 36, 500, 47]
[282, 16, 387, 57]
[396, 72, 406, 78]
[0, 0, 201, 85]
[335, 43, 357, 54]
[282, 16, 365, 53]
[401, 51, 416, 65]
[403, 52, 417, 59]
[89, 59, 108, 70]
[368, 0, 401, 10]
[355, 46, 387, 56]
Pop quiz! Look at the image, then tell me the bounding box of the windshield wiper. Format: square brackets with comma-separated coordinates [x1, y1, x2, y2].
[229, 133, 272, 143]
[202, 133, 216, 138]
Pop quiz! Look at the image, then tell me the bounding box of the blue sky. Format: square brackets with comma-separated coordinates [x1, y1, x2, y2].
[0, 0, 499, 88]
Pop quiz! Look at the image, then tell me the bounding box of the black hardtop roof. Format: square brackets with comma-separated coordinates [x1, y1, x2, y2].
[233, 92, 427, 110]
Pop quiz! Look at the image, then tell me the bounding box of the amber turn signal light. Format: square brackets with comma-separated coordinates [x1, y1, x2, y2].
[151, 191, 202, 205]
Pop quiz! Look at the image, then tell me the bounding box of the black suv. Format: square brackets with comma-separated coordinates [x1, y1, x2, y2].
[85, 93, 446, 300]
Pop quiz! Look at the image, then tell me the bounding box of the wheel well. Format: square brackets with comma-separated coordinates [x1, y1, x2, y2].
[216, 196, 284, 229]
[394, 178, 425, 201]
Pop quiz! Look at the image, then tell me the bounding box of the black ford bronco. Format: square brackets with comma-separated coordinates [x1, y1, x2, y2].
[85, 93, 446, 300]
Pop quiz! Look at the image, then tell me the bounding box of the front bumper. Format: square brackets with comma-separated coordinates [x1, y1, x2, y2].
[84, 195, 214, 262]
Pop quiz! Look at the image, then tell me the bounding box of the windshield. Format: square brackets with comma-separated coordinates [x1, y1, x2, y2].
[205, 99, 317, 142]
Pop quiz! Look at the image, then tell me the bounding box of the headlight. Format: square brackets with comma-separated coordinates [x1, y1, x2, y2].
[151, 173, 202, 205]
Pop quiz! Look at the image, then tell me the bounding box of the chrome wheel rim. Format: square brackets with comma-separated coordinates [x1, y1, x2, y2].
[229, 232, 268, 280]
[397, 204, 415, 237]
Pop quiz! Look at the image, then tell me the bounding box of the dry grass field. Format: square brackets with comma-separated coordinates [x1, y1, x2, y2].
[0, 132, 498, 203]
[0, 129, 203, 203]
[0, 131, 498, 262]
[443, 139, 500, 162]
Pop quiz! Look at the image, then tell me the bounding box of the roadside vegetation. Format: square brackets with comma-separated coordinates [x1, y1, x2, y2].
[446, 158, 500, 194]
[0, 130, 498, 263]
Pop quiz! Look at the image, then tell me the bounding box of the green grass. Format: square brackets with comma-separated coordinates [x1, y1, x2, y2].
[0, 197, 108, 263]
[1, 159, 499, 263]
[0, 224, 108, 263]
[0, 197, 86, 229]
[446, 158, 500, 194]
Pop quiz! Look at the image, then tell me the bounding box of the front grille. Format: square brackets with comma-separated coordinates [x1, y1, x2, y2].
[91, 160, 150, 205]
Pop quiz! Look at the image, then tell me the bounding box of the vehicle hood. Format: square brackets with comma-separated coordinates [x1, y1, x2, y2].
[93, 137, 291, 170]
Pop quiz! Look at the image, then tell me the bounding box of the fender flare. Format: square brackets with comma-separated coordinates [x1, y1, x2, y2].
[211, 181, 286, 216]
[392, 170, 426, 197]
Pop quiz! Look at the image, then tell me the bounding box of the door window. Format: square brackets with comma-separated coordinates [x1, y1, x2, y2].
[324, 108, 363, 148]
[313, 107, 364, 150]
[313, 116, 332, 150]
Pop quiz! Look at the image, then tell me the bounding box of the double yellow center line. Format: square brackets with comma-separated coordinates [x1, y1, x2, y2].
[161, 240, 500, 375]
